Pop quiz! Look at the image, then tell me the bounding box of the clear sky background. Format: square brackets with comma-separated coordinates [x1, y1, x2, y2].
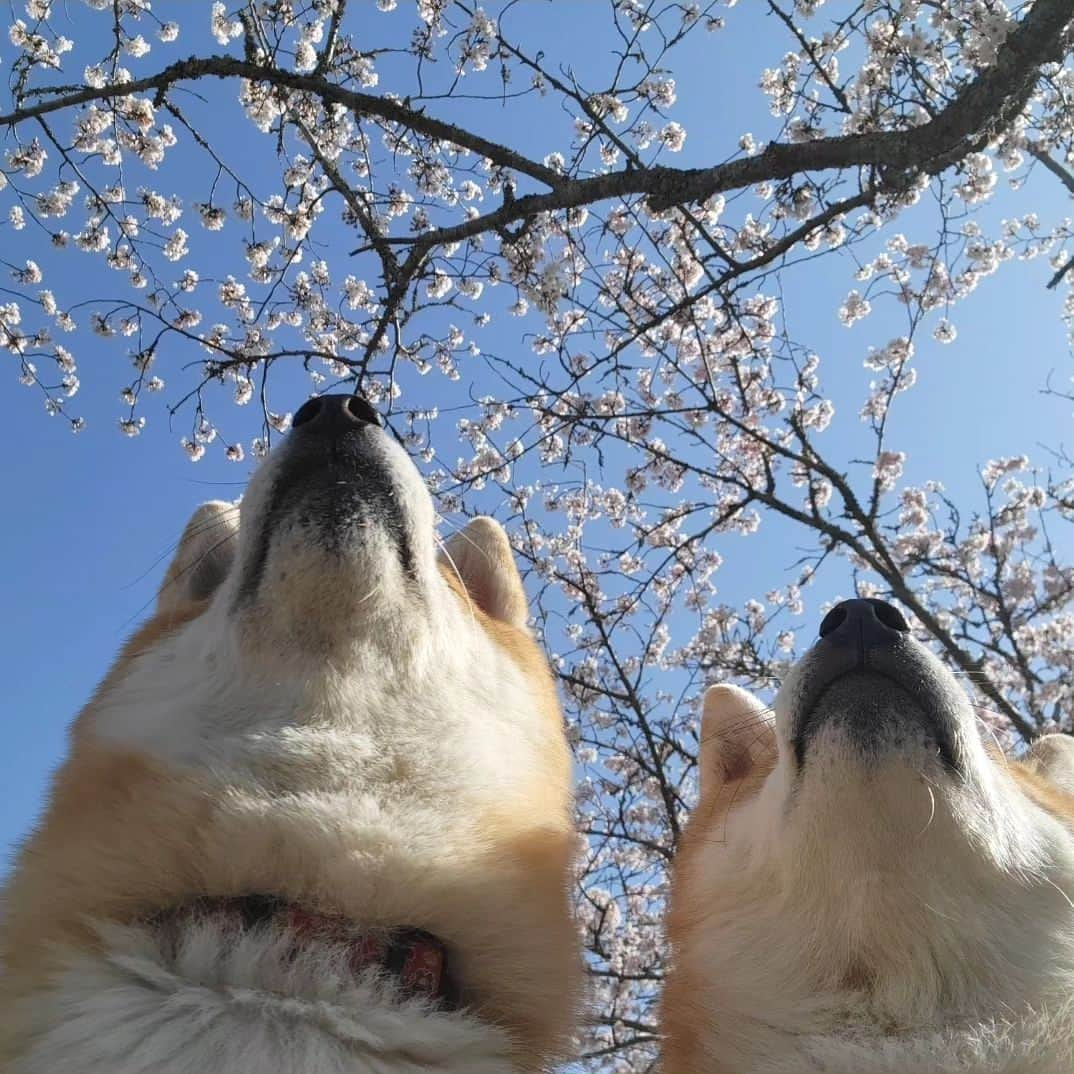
[1, 2, 1070, 874]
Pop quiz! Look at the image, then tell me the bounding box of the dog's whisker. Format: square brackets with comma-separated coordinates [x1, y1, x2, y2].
[434, 534, 478, 626]
[916, 781, 937, 837]
[124, 511, 240, 591]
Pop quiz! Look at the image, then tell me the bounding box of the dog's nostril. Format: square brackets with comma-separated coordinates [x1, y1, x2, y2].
[868, 598, 910, 633]
[344, 394, 381, 427]
[291, 393, 381, 434]
[818, 605, 847, 639]
[292, 397, 323, 429]
[818, 597, 910, 643]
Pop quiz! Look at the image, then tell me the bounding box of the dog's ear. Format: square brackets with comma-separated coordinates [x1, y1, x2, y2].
[699, 684, 776, 796]
[439, 516, 528, 628]
[1023, 734, 1074, 795]
[158, 501, 240, 613]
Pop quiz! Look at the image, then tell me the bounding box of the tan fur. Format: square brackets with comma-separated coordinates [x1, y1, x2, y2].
[1007, 759, 1074, 832]
[69, 599, 211, 741]
[663, 686, 777, 1072]
[663, 764, 769, 1074]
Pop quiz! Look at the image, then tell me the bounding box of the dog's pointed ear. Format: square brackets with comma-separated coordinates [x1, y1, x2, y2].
[699, 684, 776, 795]
[439, 517, 528, 628]
[158, 501, 240, 613]
[1023, 734, 1074, 795]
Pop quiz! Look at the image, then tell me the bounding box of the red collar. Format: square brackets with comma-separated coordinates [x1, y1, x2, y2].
[156, 895, 457, 1008]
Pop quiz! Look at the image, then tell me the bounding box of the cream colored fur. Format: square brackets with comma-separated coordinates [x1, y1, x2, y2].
[1, 421, 579, 1073]
[8, 920, 515, 1074]
[664, 660, 1074, 1073]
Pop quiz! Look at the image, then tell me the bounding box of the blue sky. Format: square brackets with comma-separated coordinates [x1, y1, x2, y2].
[1, 1, 1069, 873]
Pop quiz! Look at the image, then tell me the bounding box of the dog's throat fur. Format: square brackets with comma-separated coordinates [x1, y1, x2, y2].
[149, 895, 459, 1008]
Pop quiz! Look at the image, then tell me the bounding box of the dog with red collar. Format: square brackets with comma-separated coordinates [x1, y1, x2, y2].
[1, 395, 580, 1074]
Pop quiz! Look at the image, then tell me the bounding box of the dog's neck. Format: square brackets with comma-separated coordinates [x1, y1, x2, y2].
[152, 895, 459, 1008]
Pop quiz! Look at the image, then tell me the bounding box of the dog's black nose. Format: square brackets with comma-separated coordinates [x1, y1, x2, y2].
[818, 598, 909, 650]
[292, 393, 381, 435]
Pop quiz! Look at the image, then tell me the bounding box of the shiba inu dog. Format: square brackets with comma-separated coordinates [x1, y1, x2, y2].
[664, 598, 1074, 1073]
[0, 394, 579, 1074]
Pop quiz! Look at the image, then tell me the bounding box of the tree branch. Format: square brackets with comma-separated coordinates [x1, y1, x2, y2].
[0, 54, 565, 188]
[4, 0, 1070, 228]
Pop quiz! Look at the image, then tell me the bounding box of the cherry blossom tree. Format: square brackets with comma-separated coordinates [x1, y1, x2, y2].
[2, 2, 1072, 1068]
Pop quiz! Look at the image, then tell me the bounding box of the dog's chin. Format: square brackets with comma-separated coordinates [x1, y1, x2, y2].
[231, 420, 436, 620]
[231, 509, 433, 658]
[776, 672, 987, 868]
[793, 672, 958, 776]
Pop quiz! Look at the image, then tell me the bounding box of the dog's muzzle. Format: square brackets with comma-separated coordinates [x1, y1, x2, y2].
[789, 598, 961, 772]
[236, 393, 417, 601]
